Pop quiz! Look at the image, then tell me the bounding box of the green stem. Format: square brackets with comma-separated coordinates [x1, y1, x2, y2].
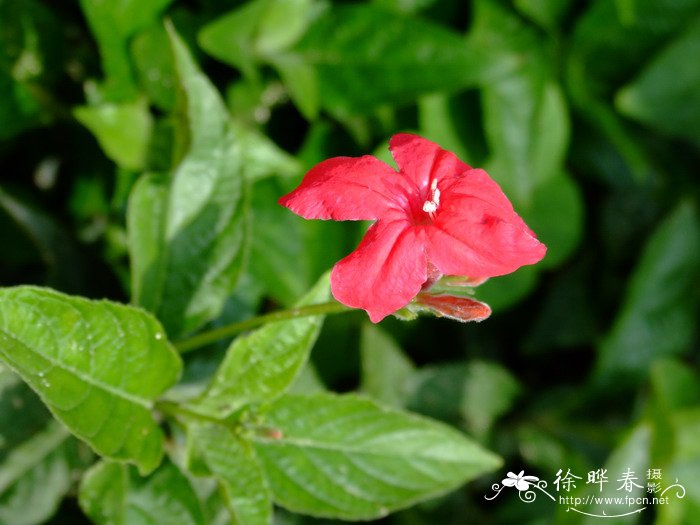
[173, 301, 352, 354]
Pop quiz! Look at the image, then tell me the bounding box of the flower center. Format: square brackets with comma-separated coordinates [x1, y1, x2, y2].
[422, 179, 440, 219]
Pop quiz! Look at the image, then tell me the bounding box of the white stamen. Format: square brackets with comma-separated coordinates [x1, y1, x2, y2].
[422, 201, 437, 214]
[422, 179, 440, 218]
[430, 179, 440, 205]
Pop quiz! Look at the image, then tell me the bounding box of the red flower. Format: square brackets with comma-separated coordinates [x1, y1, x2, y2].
[279, 134, 546, 322]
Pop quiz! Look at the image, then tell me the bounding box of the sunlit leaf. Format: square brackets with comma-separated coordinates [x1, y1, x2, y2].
[0, 287, 182, 474]
[188, 424, 272, 525]
[128, 25, 248, 338]
[192, 274, 329, 418]
[74, 99, 153, 171]
[131, 23, 177, 111]
[78, 0, 174, 100]
[253, 393, 501, 519]
[198, 0, 315, 79]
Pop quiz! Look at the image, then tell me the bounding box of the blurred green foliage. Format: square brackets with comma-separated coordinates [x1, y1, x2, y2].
[1, 0, 700, 523]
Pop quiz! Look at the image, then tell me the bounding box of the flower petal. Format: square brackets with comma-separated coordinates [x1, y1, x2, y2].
[331, 217, 426, 322]
[279, 156, 400, 220]
[389, 134, 472, 194]
[502, 478, 517, 487]
[427, 169, 546, 277]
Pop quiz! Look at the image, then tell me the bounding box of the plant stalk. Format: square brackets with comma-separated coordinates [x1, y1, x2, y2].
[174, 301, 351, 354]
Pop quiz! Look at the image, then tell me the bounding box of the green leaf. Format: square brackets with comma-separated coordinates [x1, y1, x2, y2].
[597, 202, 700, 385]
[193, 478, 231, 525]
[128, 25, 248, 338]
[78, 0, 174, 100]
[670, 408, 700, 467]
[473, 1, 583, 270]
[651, 359, 700, 412]
[514, 0, 573, 32]
[272, 59, 319, 120]
[616, 15, 700, 144]
[372, 0, 438, 15]
[648, 359, 700, 464]
[248, 174, 349, 307]
[188, 424, 272, 525]
[74, 99, 153, 171]
[192, 274, 329, 418]
[0, 370, 89, 525]
[0, 415, 69, 493]
[660, 408, 700, 520]
[233, 123, 302, 182]
[287, 363, 326, 395]
[202, 4, 515, 117]
[475, 1, 569, 201]
[131, 23, 177, 111]
[484, 80, 567, 201]
[252, 393, 501, 520]
[0, 286, 182, 474]
[360, 324, 415, 408]
[524, 260, 598, 352]
[248, 179, 313, 305]
[458, 361, 521, 440]
[0, 421, 75, 525]
[79, 459, 206, 525]
[128, 173, 169, 312]
[570, 0, 700, 92]
[406, 361, 520, 438]
[0, 367, 53, 452]
[200, 0, 319, 117]
[254, 0, 317, 55]
[417, 93, 480, 166]
[515, 425, 568, 475]
[198, 0, 316, 81]
[288, 5, 516, 117]
[520, 172, 584, 269]
[197, 1, 262, 79]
